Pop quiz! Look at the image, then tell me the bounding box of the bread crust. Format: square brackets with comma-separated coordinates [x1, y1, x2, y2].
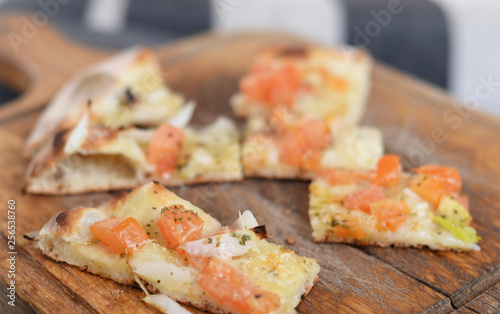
[313, 236, 473, 252]
[24, 121, 243, 195]
[25, 182, 320, 313]
[231, 43, 373, 121]
[23, 47, 162, 158]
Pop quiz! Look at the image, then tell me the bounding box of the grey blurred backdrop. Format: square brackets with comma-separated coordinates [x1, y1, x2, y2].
[0, 0, 499, 116]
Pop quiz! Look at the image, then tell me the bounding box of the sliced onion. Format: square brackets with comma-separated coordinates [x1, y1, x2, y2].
[167, 100, 196, 128]
[143, 294, 192, 314]
[231, 210, 259, 230]
[133, 261, 192, 291]
[64, 113, 89, 154]
[181, 230, 258, 260]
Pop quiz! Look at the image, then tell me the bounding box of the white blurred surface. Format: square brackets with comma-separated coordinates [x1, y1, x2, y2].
[84, 0, 129, 34]
[211, 0, 346, 46]
[212, 0, 500, 116]
[432, 0, 500, 116]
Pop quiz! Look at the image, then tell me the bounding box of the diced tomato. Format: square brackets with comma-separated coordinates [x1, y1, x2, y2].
[278, 129, 307, 168]
[413, 165, 462, 193]
[240, 62, 301, 108]
[343, 186, 385, 214]
[409, 174, 445, 206]
[278, 117, 331, 170]
[332, 217, 367, 239]
[318, 168, 375, 186]
[302, 150, 324, 172]
[410, 165, 463, 207]
[370, 200, 410, 232]
[157, 204, 204, 250]
[197, 258, 281, 314]
[89, 217, 148, 255]
[147, 124, 184, 176]
[301, 118, 330, 150]
[374, 155, 401, 187]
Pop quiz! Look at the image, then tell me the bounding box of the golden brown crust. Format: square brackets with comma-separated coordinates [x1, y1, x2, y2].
[24, 173, 243, 196]
[313, 236, 471, 252]
[25, 125, 122, 180]
[34, 207, 90, 240]
[303, 275, 319, 298]
[23, 47, 162, 158]
[24, 123, 243, 195]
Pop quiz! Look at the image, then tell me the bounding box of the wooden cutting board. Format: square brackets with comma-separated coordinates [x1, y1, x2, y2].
[1, 13, 500, 313]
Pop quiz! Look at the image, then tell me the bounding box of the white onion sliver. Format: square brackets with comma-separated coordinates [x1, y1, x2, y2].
[231, 210, 259, 230]
[181, 230, 257, 260]
[64, 113, 89, 154]
[143, 294, 192, 314]
[167, 100, 196, 128]
[133, 261, 192, 291]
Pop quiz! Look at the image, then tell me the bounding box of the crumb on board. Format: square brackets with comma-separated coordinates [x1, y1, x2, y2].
[284, 209, 291, 215]
[285, 237, 295, 245]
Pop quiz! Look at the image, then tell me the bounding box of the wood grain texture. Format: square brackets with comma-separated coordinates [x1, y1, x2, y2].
[455, 283, 500, 313]
[0, 113, 451, 313]
[361, 64, 500, 308]
[0, 13, 499, 314]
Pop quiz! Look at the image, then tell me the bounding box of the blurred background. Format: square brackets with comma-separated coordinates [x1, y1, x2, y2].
[0, 0, 499, 116]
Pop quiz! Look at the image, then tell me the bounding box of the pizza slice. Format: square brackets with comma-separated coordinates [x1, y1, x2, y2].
[242, 109, 383, 180]
[25, 182, 320, 313]
[25, 46, 187, 157]
[231, 44, 372, 125]
[24, 111, 242, 194]
[309, 155, 481, 250]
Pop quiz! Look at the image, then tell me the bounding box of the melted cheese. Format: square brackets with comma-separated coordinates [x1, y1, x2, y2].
[231, 45, 372, 126]
[229, 240, 320, 314]
[242, 125, 383, 176]
[309, 175, 480, 250]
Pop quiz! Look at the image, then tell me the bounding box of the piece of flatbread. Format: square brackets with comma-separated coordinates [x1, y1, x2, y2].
[24, 115, 242, 195]
[24, 46, 186, 157]
[231, 44, 372, 125]
[308, 160, 481, 251]
[26, 182, 320, 313]
[241, 113, 383, 180]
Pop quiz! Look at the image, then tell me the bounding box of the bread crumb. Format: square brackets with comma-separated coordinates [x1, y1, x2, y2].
[285, 237, 295, 245]
[285, 209, 291, 215]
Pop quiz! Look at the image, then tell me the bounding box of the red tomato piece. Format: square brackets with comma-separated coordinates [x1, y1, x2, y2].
[332, 217, 368, 240]
[413, 165, 462, 193]
[157, 204, 204, 250]
[374, 155, 401, 187]
[302, 150, 324, 172]
[197, 258, 281, 314]
[301, 118, 330, 150]
[343, 186, 386, 214]
[278, 117, 330, 170]
[409, 174, 445, 206]
[370, 200, 410, 231]
[278, 129, 307, 168]
[240, 62, 301, 108]
[147, 124, 184, 176]
[90, 217, 149, 255]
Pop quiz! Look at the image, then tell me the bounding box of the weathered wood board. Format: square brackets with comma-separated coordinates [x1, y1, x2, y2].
[0, 13, 499, 314]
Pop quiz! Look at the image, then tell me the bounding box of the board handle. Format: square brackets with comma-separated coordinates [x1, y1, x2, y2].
[0, 13, 110, 122]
